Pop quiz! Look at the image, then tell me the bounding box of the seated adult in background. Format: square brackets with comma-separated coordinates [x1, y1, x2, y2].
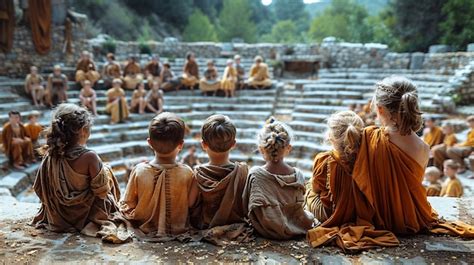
[144, 55, 162, 88]
[247, 56, 272, 89]
[79, 80, 98, 116]
[221, 59, 237, 98]
[307, 76, 473, 251]
[32, 104, 129, 243]
[432, 122, 458, 170]
[146, 81, 164, 114]
[234, 55, 245, 90]
[199, 60, 220, 95]
[75, 51, 100, 86]
[123, 56, 143, 90]
[181, 52, 199, 90]
[47, 65, 68, 107]
[2, 111, 34, 169]
[160, 62, 180, 92]
[447, 115, 474, 173]
[102, 53, 121, 88]
[24, 66, 45, 106]
[106, 79, 129, 124]
[423, 116, 444, 148]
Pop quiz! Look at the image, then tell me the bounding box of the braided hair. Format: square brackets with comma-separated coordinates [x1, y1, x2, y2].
[258, 117, 292, 162]
[40, 103, 92, 157]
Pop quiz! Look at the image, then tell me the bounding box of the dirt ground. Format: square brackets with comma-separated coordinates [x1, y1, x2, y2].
[0, 217, 473, 265]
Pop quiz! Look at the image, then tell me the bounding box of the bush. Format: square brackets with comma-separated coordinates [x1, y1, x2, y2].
[138, 41, 152, 55]
[101, 38, 116, 54]
[183, 10, 218, 42]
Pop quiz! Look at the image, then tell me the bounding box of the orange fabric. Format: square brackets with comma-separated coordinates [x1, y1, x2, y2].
[120, 162, 195, 236]
[29, 0, 52, 54]
[440, 178, 463, 198]
[443, 134, 457, 147]
[2, 122, 34, 164]
[24, 123, 43, 142]
[307, 126, 474, 252]
[426, 183, 441, 196]
[424, 126, 444, 148]
[458, 129, 474, 147]
[0, 0, 14, 53]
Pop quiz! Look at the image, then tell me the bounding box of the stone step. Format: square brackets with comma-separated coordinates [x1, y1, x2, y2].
[319, 71, 450, 83]
[294, 104, 347, 114]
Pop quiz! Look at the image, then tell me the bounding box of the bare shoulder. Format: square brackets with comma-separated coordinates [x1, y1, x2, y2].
[72, 151, 102, 176]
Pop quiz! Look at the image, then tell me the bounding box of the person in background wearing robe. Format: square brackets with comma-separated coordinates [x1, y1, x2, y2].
[221, 59, 237, 98]
[432, 122, 458, 170]
[424, 166, 442, 196]
[243, 117, 314, 240]
[247, 56, 272, 89]
[2, 111, 34, 169]
[145, 55, 162, 89]
[32, 103, 130, 243]
[423, 116, 444, 148]
[102, 53, 121, 88]
[305, 111, 364, 224]
[120, 112, 199, 237]
[190, 114, 249, 231]
[357, 99, 376, 126]
[160, 62, 180, 92]
[75, 51, 100, 86]
[181, 52, 199, 91]
[308, 76, 473, 251]
[24, 110, 43, 146]
[47, 65, 68, 107]
[440, 160, 464, 197]
[146, 81, 164, 114]
[199, 60, 220, 95]
[106, 79, 129, 124]
[234, 55, 245, 90]
[123, 56, 143, 90]
[79, 80, 98, 116]
[24, 66, 45, 106]
[447, 115, 474, 173]
[181, 145, 200, 169]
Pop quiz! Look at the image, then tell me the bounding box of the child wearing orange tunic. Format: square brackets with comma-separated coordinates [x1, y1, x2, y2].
[120, 112, 198, 237]
[305, 111, 364, 224]
[446, 115, 474, 173]
[440, 160, 463, 197]
[432, 122, 458, 170]
[2, 111, 35, 169]
[423, 116, 444, 148]
[24, 111, 43, 144]
[424, 166, 442, 196]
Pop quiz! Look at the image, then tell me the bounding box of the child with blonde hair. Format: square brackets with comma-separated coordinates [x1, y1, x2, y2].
[440, 160, 463, 197]
[305, 111, 364, 223]
[424, 166, 442, 196]
[242, 117, 313, 239]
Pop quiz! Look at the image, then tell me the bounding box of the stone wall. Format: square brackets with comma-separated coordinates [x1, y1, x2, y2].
[0, 24, 87, 77]
[439, 61, 474, 106]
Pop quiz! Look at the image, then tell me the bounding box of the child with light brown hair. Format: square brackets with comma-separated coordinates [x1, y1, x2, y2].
[120, 112, 198, 237]
[190, 114, 248, 230]
[24, 110, 43, 145]
[79, 80, 98, 116]
[432, 122, 458, 170]
[440, 160, 463, 197]
[305, 110, 364, 223]
[242, 117, 313, 240]
[424, 166, 442, 196]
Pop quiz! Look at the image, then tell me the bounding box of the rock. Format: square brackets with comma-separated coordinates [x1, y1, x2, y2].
[467, 43, 474, 52]
[429, 45, 452, 53]
[410, 53, 425, 69]
[0, 172, 32, 196]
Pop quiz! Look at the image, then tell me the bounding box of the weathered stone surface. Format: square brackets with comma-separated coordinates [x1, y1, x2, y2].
[467, 43, 474, 52]
[0, 172, 32, 196]
[429, 45, 452, 53]
[410, 52, 425, 69]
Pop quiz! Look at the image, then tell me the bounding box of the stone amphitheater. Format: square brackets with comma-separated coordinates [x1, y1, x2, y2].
[1, 43, 474, 263]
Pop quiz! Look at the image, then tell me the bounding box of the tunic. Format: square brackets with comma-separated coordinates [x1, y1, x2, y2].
[199, 67, 220, 92]
[181, 61, 199, 87]
[24, 123, 43, 143]
[106, 87, 129, 123]
[423, 126, 444, 148]
[247, 63, 272, 88]
[440, 178, 463, 197]
[221, 66, 237, 91]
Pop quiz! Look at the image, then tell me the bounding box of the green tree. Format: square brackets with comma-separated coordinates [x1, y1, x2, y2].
[218, 0, 256, 43]
[123, 0, 193, 29]
[267, 20, 299, 43]
[308, 0, 372, 43]
[440, 0, 474, 51]
[183, 10, 218, 42]
[250, 0, 276, 36]
[390, 0, 446, 52]
[273, 0, 310, 32]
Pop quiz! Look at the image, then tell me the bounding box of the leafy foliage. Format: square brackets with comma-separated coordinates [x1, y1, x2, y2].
[439, 0, 474, 51]
[183, 10, 218, 42]
[218, 0, 256, 43]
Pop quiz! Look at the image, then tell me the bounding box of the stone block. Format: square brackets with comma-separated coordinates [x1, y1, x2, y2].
[410, 52, 425, 69]
[429, 44, 452, 53]
[467, 43, 474, 52]
[0, 172, 32, 196]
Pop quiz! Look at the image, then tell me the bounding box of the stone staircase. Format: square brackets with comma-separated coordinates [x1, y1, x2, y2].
[1, 65, 473, 203]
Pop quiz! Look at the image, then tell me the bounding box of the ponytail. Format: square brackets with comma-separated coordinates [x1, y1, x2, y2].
[258, 117, 292, 162]
[398, 91, 423, 136]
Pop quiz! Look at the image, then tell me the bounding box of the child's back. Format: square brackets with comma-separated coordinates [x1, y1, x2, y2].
[121, 161, 194, 235]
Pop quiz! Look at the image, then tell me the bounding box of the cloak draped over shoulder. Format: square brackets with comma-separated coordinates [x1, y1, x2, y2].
[32, 146, 130, 243]
[191, 162, 248, 229]
[29, 0, 52, 55]
[307, 126, 473, 251]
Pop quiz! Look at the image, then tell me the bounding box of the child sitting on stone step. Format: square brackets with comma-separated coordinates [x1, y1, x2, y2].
[79, 80, 98, 116]
[424, 166, 442, 196]
[120, 112, 198, 237]
[32, 103, 129, 243]
[190, 114, 249, 230]
[242, 117, 313, 239]
[440, 160, 464, 197]
[305, 110, 364, 224]
[24, 110, 43, 145]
